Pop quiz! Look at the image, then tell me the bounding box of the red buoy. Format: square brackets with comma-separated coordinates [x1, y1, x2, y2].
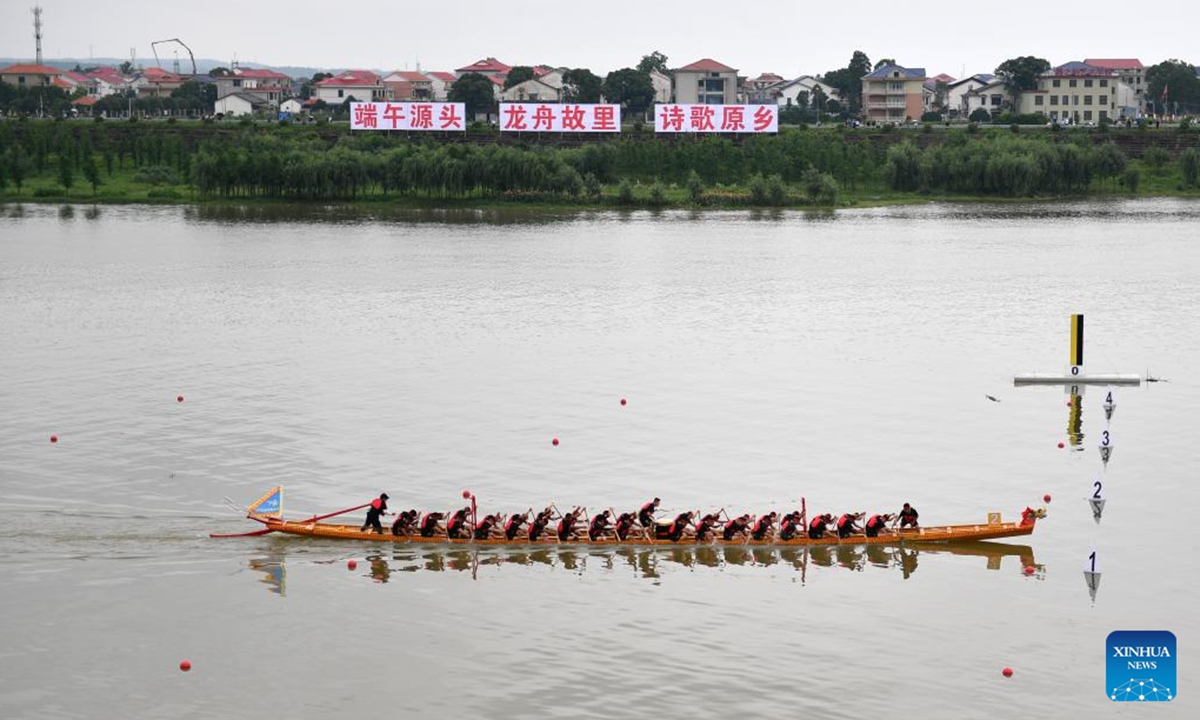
[179, 660, 192, 672]
[1023, 565, 1035, 576]
[620, 398, 627, 406]
[177, 395, 184, 403]
[1066, 400, 1072, 407]
[462, 489, 472, 500]
[1043, 494, 1052, 504]
[1002, 667, 1013, 678]
[347, 559, 357, 570]
[552, 437, 559, 446]
[50, 435, 58, 444]
[1057, 442, 1064, 449]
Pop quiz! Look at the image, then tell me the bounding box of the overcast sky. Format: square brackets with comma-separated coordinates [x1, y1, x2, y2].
[1, 1, 1194, 78]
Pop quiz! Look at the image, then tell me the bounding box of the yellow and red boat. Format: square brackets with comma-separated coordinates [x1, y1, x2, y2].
[212, 487, 1047, 548]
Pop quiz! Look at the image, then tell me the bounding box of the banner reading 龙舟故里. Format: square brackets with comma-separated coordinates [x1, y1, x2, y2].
[350, 102, 466, 131]
[499, 103, 622, 133]
[654, 104, 778, 133]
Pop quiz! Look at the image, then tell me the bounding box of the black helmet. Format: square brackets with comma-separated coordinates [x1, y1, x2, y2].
[380, 493, 389, 500]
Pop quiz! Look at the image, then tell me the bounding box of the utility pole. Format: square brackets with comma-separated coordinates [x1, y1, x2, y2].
[32, 6, 43, 65]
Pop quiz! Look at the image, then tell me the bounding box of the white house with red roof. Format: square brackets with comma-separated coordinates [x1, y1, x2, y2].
[745, 72, 785, 103]
[313, 70, 390, 104]
[772, 75, 841, 109]
[85, 67, 131, 97]
[673, 58, 739, 104]
[135, 67, 187, 97]
[427, 71, 457, 100]
[383, 71, 434, 101]
[0, 63, 67, 89]
[213, 67, 291, 109]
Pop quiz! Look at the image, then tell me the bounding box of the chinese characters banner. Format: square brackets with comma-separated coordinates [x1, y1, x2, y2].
[350, 102, 466, 131]
[499, 103, 622, 133]
[654, 104, 778, 133]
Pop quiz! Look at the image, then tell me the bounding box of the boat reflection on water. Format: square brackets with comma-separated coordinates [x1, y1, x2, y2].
[245, 540, 1037, 593]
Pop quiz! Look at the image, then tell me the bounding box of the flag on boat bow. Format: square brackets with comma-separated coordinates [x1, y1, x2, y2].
[247, 487, 282, 518]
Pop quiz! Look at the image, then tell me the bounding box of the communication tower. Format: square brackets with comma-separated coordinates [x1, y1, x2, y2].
[32, 6, 44, 65]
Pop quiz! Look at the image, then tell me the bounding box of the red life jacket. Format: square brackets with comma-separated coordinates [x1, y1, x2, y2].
[838, 514, 852, 529]
[810, 517, 825, 531]
[866, 514, 882, 529]
[371, 498, 382, 510]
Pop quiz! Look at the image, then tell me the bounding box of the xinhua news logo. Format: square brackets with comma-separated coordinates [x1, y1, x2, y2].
[1106, 631, 1176, 702]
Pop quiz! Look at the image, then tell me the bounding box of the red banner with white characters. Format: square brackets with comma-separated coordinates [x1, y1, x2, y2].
[499, 103, 622, 133]
[350, 102, 466, 131]
[654, 104, 778, 133]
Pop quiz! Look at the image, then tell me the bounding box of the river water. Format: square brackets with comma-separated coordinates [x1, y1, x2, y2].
[0, 200, 1196, 718]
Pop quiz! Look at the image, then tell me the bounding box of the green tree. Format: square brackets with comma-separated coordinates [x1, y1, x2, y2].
[171, 80, 217, 111]
[874, 58, 897, 70]
[119, 61, 135, 75]
[1145, 59, 1200, 115]
[7, 146, 31, 191]
[504, 66, 535, 90]
[449, 72, 497, 118]
[82, 153, 101, 194]
[209, 67, 232, 77]
[637, 51, 668, 75]
[995, 56, 1051, 109]
[562, 69, 602, 103]
[300, 72, 332, 100]
[822, 51, 872, 117]
[57, 153, 74, 192]
[602, 68, 655, 115]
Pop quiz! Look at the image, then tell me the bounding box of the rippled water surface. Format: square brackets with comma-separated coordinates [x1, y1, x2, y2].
[1, 200, 1197, 718]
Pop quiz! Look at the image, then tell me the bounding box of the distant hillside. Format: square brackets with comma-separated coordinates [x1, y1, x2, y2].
[0, 57, 339, 79]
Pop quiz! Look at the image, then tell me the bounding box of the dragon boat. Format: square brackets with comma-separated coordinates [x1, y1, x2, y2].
[212, 487, 1047, 548]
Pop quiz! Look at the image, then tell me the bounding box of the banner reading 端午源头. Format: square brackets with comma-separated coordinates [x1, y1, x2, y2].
[350, 102, 466, 131]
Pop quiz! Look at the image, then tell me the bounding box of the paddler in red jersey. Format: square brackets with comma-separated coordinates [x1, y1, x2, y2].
[695, 512, 723, 542]
[588, 510, 613, 541]
[557, 506, 585, 542]
[638, 498, 661, 530]
[473, 513, 501, 540]
[446, 505, 472, 539]
[528, 506, 556, 542]
[613, 511, 639, 541]
[418, 511, 446, 537]
[750, 512, 778, 541]
[836, 512, 863, 539]
[722, 514, 752, 541]
[361, 493, 390, 534]
[808, 513, 834, 540]
[778, 511, 803, 541]
[864, 513, 894, 538]
[504, 510, 531, 540]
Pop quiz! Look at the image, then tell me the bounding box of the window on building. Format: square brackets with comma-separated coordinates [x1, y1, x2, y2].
[1084, 110, 1093, 121]
[18, 76, 26, 84]
[888, 82, 903, 91]
[338, 89, 344, 98]
[1052, 79, 1061, 88]
[1100, 79, 1108, 87]
[1084, 95, 1093, 105]
[1073, 95, 1079, 105]
[1069, 79, 1077, 87]
[703, 79, 725, 92]
[1050, 95, 1059, 105]
[1035, 95, 1044, 105]
[1084, 79, 1093, 87]
[1100, 110, 1108, 121]
[233, 79, 242, 87]
[991, 94, 1002, 106]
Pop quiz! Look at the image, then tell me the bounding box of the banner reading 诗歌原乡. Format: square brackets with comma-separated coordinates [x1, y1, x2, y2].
[350, 102, 466, 131]
[654, 104, 778, 133]
[499, 103, 622, 133]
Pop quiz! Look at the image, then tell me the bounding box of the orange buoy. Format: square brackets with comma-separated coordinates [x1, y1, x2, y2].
[1002, 667, 1013, 678]
[179, 660, 192, 672]
[1023, 566, 1035, 575]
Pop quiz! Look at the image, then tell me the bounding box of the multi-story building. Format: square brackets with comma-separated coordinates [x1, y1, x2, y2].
[427, 72, 458, 101]
[383, 71, 434, 101]
[744, 73, 785, 104]
[673, 58, 738, 104]
[772, 75, 841, 109]
[213, 68, 291, 110]
[1019, 61, 1136, 124]
[1084, 59, 1145, 114]
[861, 64, 927, 123]
[0, 63, 68, 89]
